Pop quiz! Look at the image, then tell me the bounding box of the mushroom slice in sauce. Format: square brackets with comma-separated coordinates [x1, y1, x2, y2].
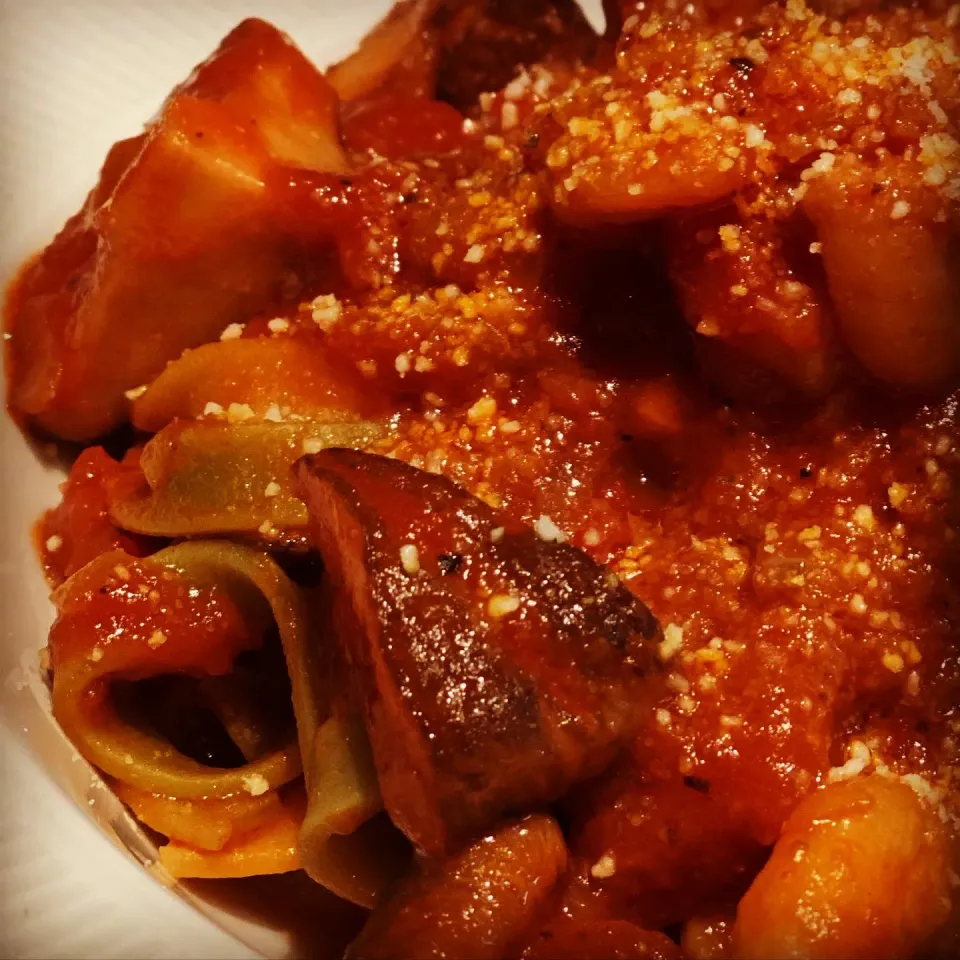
[294, 449, 662, 857]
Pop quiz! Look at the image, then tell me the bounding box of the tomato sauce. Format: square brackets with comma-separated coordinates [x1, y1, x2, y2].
[48, 552, 257, 695]
[38, 448, 154, 586]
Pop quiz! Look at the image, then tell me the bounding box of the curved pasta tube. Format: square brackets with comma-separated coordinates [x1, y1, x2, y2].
[163, 543, 407, 904]
[266, 573, 408, 907]
[199, 669, 288, 762]
[295, 712, 410, 907]
[50, 547, 301, 798]
[158, 785, 307, 880]
[108, 420, 384, 537]
[165, 541, 403, 901]
[51, 540, 401, 899]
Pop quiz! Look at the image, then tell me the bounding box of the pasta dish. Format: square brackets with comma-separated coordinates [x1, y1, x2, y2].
[4, 0, 960, 956]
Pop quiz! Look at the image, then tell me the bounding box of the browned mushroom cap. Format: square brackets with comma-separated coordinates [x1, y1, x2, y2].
[294, 449, 662, 857]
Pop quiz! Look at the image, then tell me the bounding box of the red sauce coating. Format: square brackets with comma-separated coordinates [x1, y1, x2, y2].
[38, 448, 152, 586]
[48, 552, 257, 719]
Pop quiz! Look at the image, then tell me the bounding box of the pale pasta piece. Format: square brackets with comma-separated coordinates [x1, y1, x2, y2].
[734, 775, 954, 959]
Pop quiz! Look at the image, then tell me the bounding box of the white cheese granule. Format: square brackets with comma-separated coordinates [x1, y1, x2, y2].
[488, 593, 520, 618]
[658, 623, 684, 661]
[242, 773, 270, 797]
[400, 544, 421, 575]
[220, 323, 244, 341]
[590, 852, 617, 879]
[890, 200, 911, 220]
[534, 515, 566, 543]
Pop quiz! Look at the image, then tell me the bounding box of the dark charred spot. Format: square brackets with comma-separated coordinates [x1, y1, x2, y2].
[684, 775, 711, 794]
[799, 465, 813, 478]
[525, 132, 540, 149]
[729, 56, 756, 74]
[438, 552, 464, 575]
[600, 611, 631, 649]
[401, 191, 419, 204]
[664, 924, 685, 946]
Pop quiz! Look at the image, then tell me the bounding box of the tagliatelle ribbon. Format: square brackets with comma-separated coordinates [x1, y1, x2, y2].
[131, 337, 383, 434]
[157, 785, 307, 880]
[50, 546, 299, 798]
[49, 540, 404, 900]
[108, 420, 384, 538]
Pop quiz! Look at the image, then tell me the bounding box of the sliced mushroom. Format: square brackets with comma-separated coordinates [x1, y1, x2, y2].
[294, 449, 662, 856]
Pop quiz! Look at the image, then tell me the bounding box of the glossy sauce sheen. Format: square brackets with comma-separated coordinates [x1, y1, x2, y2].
[49, 553, 255, 694]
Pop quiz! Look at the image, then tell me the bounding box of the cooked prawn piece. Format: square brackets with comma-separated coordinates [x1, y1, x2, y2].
[565, 773, 766, 929]
[538, 33, 761, 224]
[347, 815, 569, 959]
[734, 774, 954, 959]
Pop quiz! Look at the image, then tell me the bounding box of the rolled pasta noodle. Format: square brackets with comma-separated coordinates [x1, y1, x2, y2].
[49, 548, 300, 799]
[159, 785, 307, 880]
[108, 420, 384, 537]
[50, 539, 404, 900]
[166, 542, 408, 903]
[112, 780, 289, 852]
[131, 337, 382, 433]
